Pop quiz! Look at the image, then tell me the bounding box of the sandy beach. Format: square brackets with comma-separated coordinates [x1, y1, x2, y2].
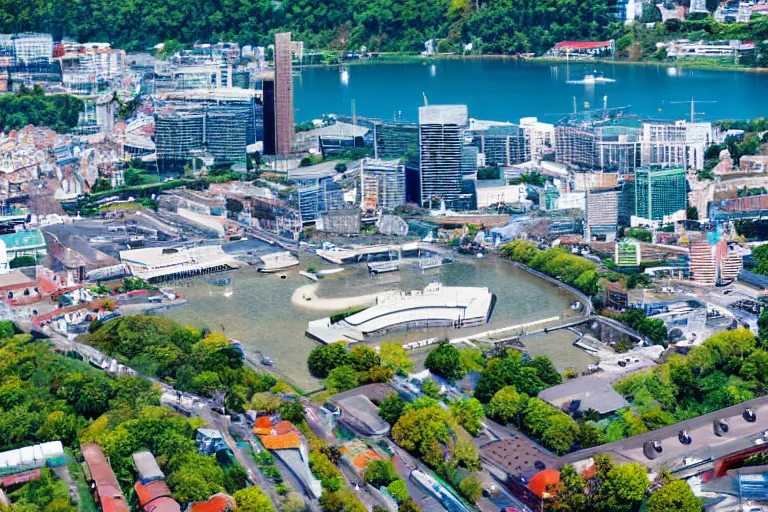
[290, 283, 378, 312]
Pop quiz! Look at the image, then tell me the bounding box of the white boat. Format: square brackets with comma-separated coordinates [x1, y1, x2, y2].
[567, 72, 615, 85]
[318, 268, 344, 275]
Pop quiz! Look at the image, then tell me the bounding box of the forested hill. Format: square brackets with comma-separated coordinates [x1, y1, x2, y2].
[0, 0, 623, 54]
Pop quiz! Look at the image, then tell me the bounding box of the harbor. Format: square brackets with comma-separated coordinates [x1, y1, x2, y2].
[157, 246, 583, 390]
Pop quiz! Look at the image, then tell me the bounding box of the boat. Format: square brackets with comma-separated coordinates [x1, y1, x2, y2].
[318, 268, 344, 275]
[261, 356, 275, 366]
[566, 71, 615, 85]
[229, 338, 244, 354]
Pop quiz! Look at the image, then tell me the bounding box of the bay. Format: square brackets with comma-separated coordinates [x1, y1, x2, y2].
[294, 59, 768, 123]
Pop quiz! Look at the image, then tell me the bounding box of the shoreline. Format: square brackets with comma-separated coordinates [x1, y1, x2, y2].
[297, 52, 768, 74]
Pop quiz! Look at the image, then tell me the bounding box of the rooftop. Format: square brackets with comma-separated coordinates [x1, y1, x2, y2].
[537, 374, 630, 415]
[0, 229, 45, 250]
[261, 432, 301, 450]
[335, 395, 390, 437]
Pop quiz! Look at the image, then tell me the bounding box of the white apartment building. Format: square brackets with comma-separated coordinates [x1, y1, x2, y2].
[520, 117, 555, 160]
[641, 120, 713, 170]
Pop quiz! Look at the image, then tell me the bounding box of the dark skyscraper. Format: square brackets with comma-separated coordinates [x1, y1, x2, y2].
[262, 79, 276, 155]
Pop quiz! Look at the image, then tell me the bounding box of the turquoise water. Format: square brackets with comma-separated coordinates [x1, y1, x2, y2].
[294, 60, 768, 122]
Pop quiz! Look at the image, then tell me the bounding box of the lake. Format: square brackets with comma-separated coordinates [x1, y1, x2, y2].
[293, 59, 768, 123]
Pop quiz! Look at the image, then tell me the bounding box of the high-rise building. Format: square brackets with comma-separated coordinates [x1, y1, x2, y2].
[274, 32, 295, 155]
[373, 122, 419, 164]
[555, 125, 598, 170]
[641, 121, 713, 170]
[419, 105, 468, 208]
[634, 167, 687, 221]
[585, 188, 620, 241]
[519, 117, 555, 159]
[360, 158, 406, 212]
[469, 124, 528, 167]
[596, 127, 642, 174]
[262, 79, 276, 155]
[689, 240, 743, 286]
[155, 107, 250, 169]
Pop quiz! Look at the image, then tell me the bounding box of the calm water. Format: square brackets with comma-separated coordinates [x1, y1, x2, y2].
[157, 249, 580, 391]
[294, 60, 768, 123]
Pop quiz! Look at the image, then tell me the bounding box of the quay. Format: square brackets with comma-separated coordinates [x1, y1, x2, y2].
[120, 244, 240, 283]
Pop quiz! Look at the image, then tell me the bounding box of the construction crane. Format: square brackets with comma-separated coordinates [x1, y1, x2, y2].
[669, 97, 717, 123]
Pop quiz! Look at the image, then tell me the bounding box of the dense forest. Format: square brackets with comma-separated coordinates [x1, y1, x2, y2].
[0, 85, 84, 132]
[0, 0, 624, 54]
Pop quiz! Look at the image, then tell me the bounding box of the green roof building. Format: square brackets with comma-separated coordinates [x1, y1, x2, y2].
[614, 238, 641, 267]
[634, 167, 687, 221]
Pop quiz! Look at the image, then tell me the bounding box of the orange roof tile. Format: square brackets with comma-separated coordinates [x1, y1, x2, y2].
[261, 432, 301, 450]
[351, 450, 381, 470]
[187, 494, 235, 512]
[254, 417, 272, 429]
[273, 421, 297, 435]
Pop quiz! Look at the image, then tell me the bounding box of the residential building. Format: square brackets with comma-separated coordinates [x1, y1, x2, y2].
[297, 177, 345, 224]
[520, 117, 555, 159]
[634, 167, 687, 221]
[641, 121, 713, 170]
[596, 126, 642, 174]
[585, 188, 620, 241]
[360, 158, 406, 212]
[689, 240, 743, 286]
[11, 33, 53, 67]
[475, 180, 528, 209]
[419, 105, 468, 208]
[539, 184, 560, 211]
[555, 125, 597, 170]
[274, 32, 295, 155]
[614, 238, 642, 267]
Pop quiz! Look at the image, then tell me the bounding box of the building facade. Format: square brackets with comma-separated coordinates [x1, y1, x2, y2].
[419, 105, 468, 208]
[469, 124, 528, 167]
[634, 167, 687, 221]
[585, 188, 620, 241]
[641, 121, 713, 170]
[555, 125, 597, 171]
[614, 238, 642, 267]
[274, 32, 295, 155]
[689, 240, 743, 287]
[360, 158, 406, 212]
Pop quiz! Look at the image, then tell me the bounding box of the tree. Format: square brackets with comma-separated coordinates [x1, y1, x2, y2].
[325, 366, 359, 393]
[540, 414, 579, 455]
[645, 480, 702, 512]
[308, 342, 352, 378]
[424, 342, 463, 382]
[387, 479, 409, 503]
[487, 386, 525, 424]
[448, 398, 485, 436]
[391, 405, 450, 455]
[458, 347, 485, 373]
[526, 356, 562, 387]
[350, 345, 379, 372]
[458, 475, 483, 503]
[379, 342, 413, 375]
[280, 493, 307, 512]
[398, 499, 421, 512]
[378, 393, 406, 425]
[596, 464, 650, 512]
[279, 401, 305, 423]
[364, 460, 398, 487]
[420, 378, 440, 398]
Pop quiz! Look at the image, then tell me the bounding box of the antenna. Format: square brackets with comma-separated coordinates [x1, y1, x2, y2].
[423, 92, 428, 106]
[669, 96, 717, 123]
